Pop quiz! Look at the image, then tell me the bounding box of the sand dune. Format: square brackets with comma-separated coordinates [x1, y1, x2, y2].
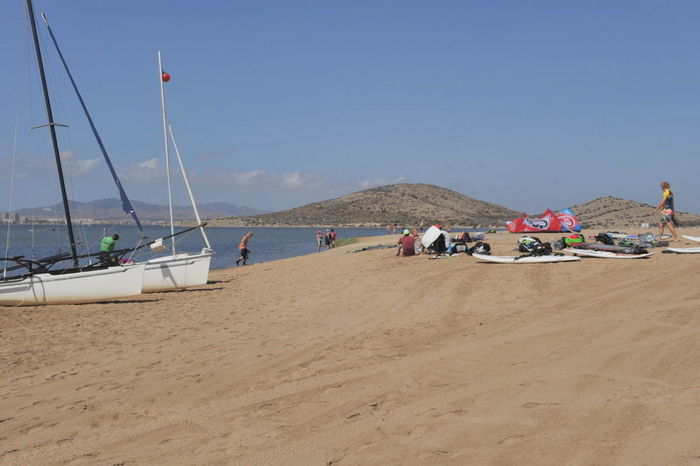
[2, 229, 700, 465]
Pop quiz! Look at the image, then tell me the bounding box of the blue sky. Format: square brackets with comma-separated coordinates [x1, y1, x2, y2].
[1, 0, 699, 216]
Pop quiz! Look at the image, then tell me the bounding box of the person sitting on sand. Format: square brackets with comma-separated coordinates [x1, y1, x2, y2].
[652, 181, 680, 242]
[411, 228, 423, 254]
[397, 229, 416, 256]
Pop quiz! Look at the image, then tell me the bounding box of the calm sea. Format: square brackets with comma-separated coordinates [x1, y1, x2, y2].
[1, 224, 495, 270]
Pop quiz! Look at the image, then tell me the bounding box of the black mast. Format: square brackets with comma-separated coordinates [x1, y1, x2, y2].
[26, 0, 79, 266]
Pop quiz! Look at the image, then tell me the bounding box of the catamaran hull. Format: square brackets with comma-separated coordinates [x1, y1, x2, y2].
[0, 263, 146, 306]
[142, 249, 213, 293]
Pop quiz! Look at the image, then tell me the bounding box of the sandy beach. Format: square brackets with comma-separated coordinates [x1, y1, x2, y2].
[2, 229, 700, 466]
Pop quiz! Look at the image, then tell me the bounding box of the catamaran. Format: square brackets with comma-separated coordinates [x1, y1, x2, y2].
[0, 0, 145, 306]
[36, 12, 213, 293]
[139, 52, 214, 293]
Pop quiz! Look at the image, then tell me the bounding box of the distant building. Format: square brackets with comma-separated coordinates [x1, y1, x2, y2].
[1, 212, 20, 223]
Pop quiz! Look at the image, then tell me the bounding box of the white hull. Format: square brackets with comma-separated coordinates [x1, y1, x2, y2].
[0, 263, 145, 306]
[141, 249, 213, 293]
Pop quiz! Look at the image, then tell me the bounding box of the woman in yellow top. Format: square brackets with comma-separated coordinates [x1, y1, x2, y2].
[652, 181, 680, 242]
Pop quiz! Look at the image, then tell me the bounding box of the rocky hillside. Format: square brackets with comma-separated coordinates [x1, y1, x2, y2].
[570, 196, 700, 229]
[200, 185, 700, 229]
[207, 183, 522, 228]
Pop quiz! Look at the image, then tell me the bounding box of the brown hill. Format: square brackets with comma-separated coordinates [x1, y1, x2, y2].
[571, 196, 700, 229]
[201, 185, 700, 229]
[207, 183, 522, 228]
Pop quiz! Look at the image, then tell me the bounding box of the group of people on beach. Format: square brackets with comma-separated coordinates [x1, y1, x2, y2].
[316, 229, 336, 252]
[396, 225, 454, 257]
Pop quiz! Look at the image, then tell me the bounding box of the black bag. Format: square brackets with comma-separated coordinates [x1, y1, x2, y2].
[453, 243, 469, 253]
[595, 232, 615, 245]
[431, 234, 447, 254]
[518, 236, 552, 256]
[621, 245, 648, 255]
[467, 241, 491, 255]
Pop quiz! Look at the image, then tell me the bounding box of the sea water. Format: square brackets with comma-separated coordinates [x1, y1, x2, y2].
[0, 225, 493, 270]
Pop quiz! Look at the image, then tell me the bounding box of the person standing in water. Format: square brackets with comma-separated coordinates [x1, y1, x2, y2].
[236, 231, 253, 265]
[652, 181, 680, 242]
[316, 230, 324, 252]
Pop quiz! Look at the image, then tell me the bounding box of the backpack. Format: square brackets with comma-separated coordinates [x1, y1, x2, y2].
[563, 234, 585, 247]
[518, 236, 552, 256]
[595, 232, 615, 245]
[468, 241, 491, 255]
[454, 232, 472, 243]
[431, 233, 447, 254]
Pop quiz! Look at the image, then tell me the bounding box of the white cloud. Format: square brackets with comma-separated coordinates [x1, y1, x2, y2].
[138, 158, 160, 170]
[190, 168, 393, 197]
[65, 157, 100, 177]
[117, 158, 166, 183]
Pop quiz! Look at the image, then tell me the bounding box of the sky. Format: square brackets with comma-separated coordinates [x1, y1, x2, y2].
[1, 0, 699, 216]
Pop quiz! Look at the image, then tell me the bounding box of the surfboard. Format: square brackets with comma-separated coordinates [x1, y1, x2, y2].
[421, 225, 443, 249]
[563, 248, 655, 259]
[663, 247, 700, 254]
[589, 233, 671, 241]
[681, 235, 700, 243]
[472, 253, 580, 263]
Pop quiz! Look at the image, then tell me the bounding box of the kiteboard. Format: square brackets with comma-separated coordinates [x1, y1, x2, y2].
[421, 225, 443, 249]
[681, 235, 700, 243]
[563, 248, 655, 259]
[663, 247, 700, 254]
[589, 233, 671, 241]
[472, 253, 580, 264]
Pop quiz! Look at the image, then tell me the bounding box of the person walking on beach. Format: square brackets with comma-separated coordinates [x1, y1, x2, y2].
[316, 230, 324, 252]
[330, 229, 336, 248]
[652, 181, 681, 242]
[236, 231, 253, 265]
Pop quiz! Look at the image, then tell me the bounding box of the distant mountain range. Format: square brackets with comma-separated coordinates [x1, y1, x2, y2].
[5, 199, 270, 221]
[8, 186, 700, 229]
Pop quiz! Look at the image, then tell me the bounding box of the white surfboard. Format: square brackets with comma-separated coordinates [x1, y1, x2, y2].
[472, 253, 580, 263]
[681, 235, 700, 243]
[590, 233, 671, 241]
[563, 248, 655, 259]
[664, 247, 700, 254]
[421, 225, 442, 248]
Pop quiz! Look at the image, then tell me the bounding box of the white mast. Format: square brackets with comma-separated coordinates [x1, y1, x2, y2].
[158, 51, 176, 253]
[168, 124, 212, 249]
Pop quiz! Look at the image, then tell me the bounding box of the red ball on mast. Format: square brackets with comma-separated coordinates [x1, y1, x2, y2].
[162, 72, 171, 82]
